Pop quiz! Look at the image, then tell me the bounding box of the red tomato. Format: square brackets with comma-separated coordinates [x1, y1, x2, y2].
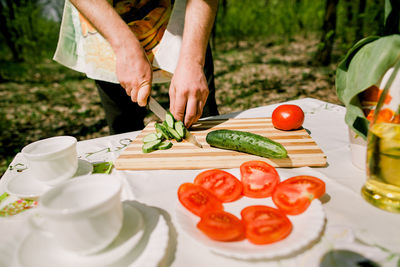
[178, 183, 223, 217]
[272, 104, 305, 130]
[194, 169, 243, 203]
[241, 205, 292, 245]
[197, 210, 245, 242]
[240, 161, 280, 198]
[272, 175, 325, 215]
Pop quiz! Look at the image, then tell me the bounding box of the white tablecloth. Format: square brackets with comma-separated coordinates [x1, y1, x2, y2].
[1, 98, 399, 267]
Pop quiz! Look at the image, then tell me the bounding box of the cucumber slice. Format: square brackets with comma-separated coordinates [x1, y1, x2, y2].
[158, 140, 173, 150]
[162, 121, 174, 138]
[174, 121, 186, 138]
[165, 111, 175, 129]
[166, 127, 182, 142]
[155, 123, 171, 139]
[143, 133, 159, 143]
[142, 139, 162, 153]
[156, 132, 164, 140]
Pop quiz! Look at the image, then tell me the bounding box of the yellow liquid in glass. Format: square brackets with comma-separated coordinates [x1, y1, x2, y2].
[361, 122, 400, 213]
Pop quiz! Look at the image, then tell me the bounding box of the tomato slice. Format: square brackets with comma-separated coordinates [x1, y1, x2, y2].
[178, 183, 223, 217]
[272, 175, 325, 215]
[194, 169, 243, 203]
[241, 205, 292, 245]
[197, 210, 245, 242]
[240, 161, 280, 198]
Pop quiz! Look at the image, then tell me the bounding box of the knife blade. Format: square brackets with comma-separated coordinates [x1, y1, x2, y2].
[148, 96, 203, 148]
[148, 96, 167, 122]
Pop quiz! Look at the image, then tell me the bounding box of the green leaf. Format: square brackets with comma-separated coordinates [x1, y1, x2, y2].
[335, 34, 400, 139]
[92, 162, 113, 174]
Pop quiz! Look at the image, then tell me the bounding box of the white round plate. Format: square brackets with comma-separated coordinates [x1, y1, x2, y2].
[17, 201, 170, 267]
[5, 159, 93, 199]
[175, 197, 325, 260]
[128, 202, 171, 267]
[17, 202, 144, 267]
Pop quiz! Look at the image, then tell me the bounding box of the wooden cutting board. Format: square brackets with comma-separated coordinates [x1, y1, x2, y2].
[115, 117, 327, 170]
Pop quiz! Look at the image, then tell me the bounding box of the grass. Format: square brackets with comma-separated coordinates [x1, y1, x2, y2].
[0, 35, 342, 178]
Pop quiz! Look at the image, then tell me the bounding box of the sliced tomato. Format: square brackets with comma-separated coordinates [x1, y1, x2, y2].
[194, 169, 243, 203]
[240, 205, 292, 245]
[272, 175, 325, 215]
[178, 183, 223, 217]
[240, 161, 280, 198]
[197, 210, 245, 242]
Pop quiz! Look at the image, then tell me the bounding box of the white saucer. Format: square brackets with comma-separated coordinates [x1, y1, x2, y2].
[5, 159, 93, 199]
[17, 201, 170, 267]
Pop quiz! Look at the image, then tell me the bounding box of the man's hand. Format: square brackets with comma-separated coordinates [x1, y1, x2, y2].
[114, 41, 152, 107]
[169, 60, 209, 127]
[168, 0, 218, 128]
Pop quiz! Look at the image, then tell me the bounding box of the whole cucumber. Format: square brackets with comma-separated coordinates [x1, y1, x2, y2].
[206, 129, 287, 159]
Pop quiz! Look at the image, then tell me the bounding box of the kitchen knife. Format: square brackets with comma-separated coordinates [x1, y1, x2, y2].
[148, 96, 203, 148]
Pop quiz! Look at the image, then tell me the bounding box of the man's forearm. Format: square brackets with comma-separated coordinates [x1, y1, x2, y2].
[179, 0, 218, 66]
[69, 0, 152, 107]
[69, 0, 142, 53]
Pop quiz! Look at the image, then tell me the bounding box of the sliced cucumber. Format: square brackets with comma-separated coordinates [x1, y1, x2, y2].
[158, 140, 173, 150]
[156, 132, 164, 140]
[143, 133, 159, 143]
[174, 121, 186, 138]
[165, 111, 175, 128]
[143, 112, 189, 153]
[166, 127, 182, 142]
[155, 123, 171, 139]
[162, 121, 173, 138]
[142, 139, 162, 153]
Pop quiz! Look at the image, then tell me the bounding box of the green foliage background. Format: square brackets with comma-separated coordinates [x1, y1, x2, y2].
[213, 0, 384, 49]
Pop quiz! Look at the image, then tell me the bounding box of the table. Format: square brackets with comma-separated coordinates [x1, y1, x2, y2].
[1, 98, 399, 267]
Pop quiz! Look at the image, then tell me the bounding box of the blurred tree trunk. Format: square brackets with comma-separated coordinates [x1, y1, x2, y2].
[313, 0, 338, 66]
[383, 0, 400, 35]
[211, 0, 227, 49]
[345, 0, 354, 23]
[372, 0, 385, 35]
[355, 0, 366, 42]
[295, 0, 304, 30]
[342, 0, 354, 43]
[221, 0, 227, 16]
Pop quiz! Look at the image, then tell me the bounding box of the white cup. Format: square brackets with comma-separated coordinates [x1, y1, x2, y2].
[21, 136, 78, 185]
[30, 174, 123, 255]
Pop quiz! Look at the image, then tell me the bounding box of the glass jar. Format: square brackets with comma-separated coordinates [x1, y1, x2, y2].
[361, 60, 400, 213]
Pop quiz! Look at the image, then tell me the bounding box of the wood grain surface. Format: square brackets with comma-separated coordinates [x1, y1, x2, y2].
[115, 117, 327, 170]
